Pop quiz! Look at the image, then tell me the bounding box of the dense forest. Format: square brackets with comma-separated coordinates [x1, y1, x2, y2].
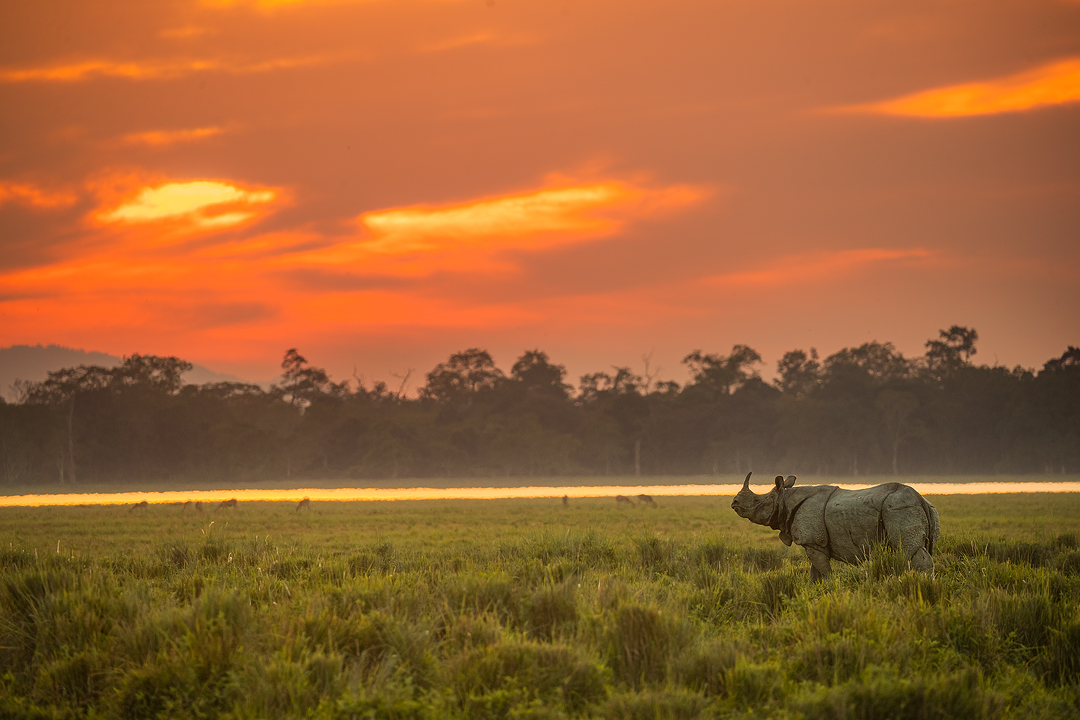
[1, 327, 1077, 486]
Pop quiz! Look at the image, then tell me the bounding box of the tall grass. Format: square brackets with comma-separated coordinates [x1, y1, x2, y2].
[0, 494, 1078, 718]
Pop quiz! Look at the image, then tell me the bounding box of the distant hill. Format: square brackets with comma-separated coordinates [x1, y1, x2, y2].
[0, 344, 260, 402]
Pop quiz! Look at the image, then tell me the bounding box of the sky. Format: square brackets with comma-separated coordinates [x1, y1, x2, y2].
[1, 0, 1078, 390]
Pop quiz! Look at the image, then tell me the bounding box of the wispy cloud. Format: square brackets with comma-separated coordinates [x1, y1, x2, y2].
[419, 32, 536, 54]
[298, 180, 709, 274]
[704, 248, 933, 287]
[0, 55, 335, 83]
[0, 181, 79, 209]
[833, 58, 1080, 117]
[121, 127, 226, 146]
[202, 0, 386, 9]
[97, 180, 279, 231]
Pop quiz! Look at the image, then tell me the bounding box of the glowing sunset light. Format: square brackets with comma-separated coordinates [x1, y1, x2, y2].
[122, 127, 225, 146]
[0, 55, 333, 83]
[843, 58, 1080, 117]
[0, 59, 218, 83]
[98, 181, 277, 228]
[356, 182, 707, 255]
[361, 184, 628, 250]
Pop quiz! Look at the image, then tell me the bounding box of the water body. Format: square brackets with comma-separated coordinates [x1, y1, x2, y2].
[1, 482, 1078, 507]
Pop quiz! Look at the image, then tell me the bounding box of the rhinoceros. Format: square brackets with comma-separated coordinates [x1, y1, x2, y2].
[731, 472, 940, 580]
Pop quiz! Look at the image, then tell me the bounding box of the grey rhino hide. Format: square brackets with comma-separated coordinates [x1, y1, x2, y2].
[730, 473, 941, 581]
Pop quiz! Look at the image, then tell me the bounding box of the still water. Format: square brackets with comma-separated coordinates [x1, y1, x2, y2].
[1, 482, 1078, 507]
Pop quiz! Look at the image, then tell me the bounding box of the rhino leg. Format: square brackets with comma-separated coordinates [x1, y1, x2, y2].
[909, 547, 934, 574]
[892, 523, 935, 574]
[803, 546, 832, 582]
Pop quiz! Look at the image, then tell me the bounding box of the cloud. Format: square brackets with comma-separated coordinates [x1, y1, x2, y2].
[204, 0, 388, 8]
[283, 180, 708, 282]
[96, 180, 278, 230]
[358, 182, 706, 254]
[122, 127, 226, 146]
[179, 301, 280, 328]
[0, 55, 334, 83]
[159, 26, 216, 40]
[704, 248, 934, 287]
[834, 58, 1080, 117]
[362, 184, 626, 252]
[0, 181, 79, 209]
[419, 33, 536, 54]
[0, 173, 710, 364]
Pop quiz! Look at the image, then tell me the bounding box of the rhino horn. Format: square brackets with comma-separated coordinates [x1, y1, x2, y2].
[743, 472, 752, 490]
[784, 475, 797, 489]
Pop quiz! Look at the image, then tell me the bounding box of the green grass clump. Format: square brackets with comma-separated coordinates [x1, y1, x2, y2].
[0, 492, 1078, 718]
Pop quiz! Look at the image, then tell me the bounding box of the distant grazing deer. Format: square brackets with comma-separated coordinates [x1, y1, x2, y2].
[130, 500, 149, 512]
[637, 494, 656, 507]
[195, 501, 204, 512]
[217, 498, 238, 510]
[615, 495, 634, 506]
[562, 495, 569, 507]
[296, 497, 310, 512]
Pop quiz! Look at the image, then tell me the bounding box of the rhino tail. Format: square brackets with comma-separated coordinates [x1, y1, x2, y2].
[921, 497, 941, 556]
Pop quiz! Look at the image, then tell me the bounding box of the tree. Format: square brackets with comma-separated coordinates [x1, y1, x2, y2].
[925, 325, 978, 379]
[1042, 346, 1080, 374]
[824, 341, 911, 382]
[420, 348, 504, 404]
[510, 350, 571, 398]
[25, 365, 112, 484]
[682, 345, 762, 397]
[875, 389, 920, 475]
[277, 349, 348, 408]
[775, 348, 821, 397]
[113, 354, 192, 393]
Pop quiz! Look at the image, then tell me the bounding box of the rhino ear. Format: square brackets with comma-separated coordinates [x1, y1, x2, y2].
[774, 475, 784, 489]
[784, 475, 797, 488]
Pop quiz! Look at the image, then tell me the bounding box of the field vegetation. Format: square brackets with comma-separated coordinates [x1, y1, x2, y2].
[1, 492, 1078, 718]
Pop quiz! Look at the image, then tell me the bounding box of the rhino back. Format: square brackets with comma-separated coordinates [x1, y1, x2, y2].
[824, 484, 935, 563]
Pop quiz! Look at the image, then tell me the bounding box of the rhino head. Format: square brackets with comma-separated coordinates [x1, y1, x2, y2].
[730, 472, 797, 527]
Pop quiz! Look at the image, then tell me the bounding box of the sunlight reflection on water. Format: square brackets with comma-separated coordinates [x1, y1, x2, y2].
[0, 482, 1078, 507]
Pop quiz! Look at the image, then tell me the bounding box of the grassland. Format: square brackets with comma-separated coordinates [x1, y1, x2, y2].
[1, 492, 1078, 719]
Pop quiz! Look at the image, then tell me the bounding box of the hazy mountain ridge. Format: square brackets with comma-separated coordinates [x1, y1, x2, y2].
[0, 344, 258, 401]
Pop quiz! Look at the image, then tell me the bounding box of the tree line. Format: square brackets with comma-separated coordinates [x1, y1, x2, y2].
[1, 327, 1077, 486]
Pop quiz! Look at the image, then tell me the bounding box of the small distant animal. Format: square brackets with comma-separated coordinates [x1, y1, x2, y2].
[195, 501, 204, 512]
[130, 500, 149, 512]
[731, 472, 940, 581]
[183, 500, 192, 511]
[615, 495, 634, 506]
[296, 497, 310, 512]
[637, 494, 656, 507]
[562, 495, 569, 507]
[217, 498, 238, 510]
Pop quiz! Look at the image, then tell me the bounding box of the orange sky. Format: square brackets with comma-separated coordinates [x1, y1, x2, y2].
[1, 0, 1078, 387]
